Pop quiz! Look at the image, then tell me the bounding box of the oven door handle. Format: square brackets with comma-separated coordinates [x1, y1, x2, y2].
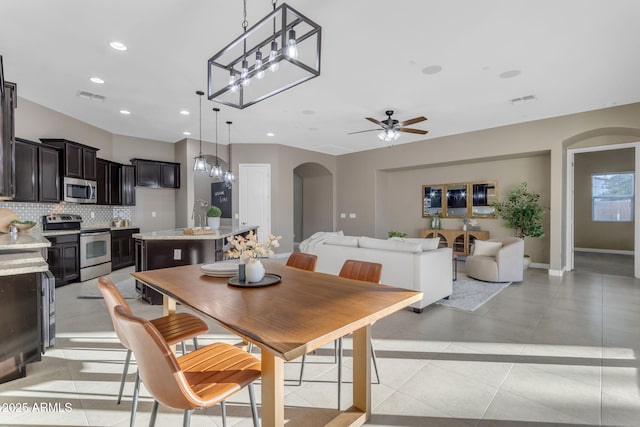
[81, 231, 111, 238]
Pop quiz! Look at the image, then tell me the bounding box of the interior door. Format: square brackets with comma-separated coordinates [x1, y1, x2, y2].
[239, 163, 271, 243]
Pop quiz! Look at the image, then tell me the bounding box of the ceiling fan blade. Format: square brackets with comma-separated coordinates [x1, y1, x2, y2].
[399, 116, 427, 127]
[398, 127, 428, 135]
[347, 129, 381, 135]
[365, 117, 383, 126]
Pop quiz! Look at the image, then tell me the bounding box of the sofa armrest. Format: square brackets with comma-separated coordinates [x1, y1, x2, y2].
[413, 247, 453, 309]
[495, 239, 524, 281]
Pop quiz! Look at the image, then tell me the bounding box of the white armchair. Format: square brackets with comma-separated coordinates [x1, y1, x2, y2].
[465, 237, 524, 282]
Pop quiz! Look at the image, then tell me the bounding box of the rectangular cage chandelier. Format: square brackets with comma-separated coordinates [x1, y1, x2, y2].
[207, 2, 321, 109]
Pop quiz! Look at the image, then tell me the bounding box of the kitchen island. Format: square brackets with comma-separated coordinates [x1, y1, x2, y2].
[133, 224, 257, 304]
[0, 230, 52, 384]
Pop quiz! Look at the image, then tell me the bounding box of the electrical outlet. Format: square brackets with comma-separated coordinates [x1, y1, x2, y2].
[173, 249, 181, 260]
[152, 211, 157, 218]
[234, 213, 239, 219]
[90, 211, 95, 219]
[340, 213, 346, 218]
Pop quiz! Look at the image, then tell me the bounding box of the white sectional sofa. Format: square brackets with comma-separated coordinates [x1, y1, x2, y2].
[299, 232, 453, 312]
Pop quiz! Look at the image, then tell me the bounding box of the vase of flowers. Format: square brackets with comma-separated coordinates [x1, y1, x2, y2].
[226, 231, 282, 282]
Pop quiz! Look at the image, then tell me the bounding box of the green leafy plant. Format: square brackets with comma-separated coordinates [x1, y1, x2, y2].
[206, 206, 222, 218]
[492, 182, 546, 238]
[388, 230, 407, 238]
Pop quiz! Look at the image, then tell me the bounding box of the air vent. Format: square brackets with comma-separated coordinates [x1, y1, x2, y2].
[510, 94, 536, 105]
[77, 90, 106, 102]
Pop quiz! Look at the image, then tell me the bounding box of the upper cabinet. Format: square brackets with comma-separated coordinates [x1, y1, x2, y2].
[130, 158, 180, 189]
[0, 81, 17, 200]
[422, 180, 497, 219]
[13, 138, 60, 203]
[96, 158, 136, 206]
[40, 138, 98, 181]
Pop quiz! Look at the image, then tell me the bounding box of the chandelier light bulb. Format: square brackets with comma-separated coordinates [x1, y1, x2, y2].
[241, 59, 250, 86]
[269, 40, 279, 72]
[229, 70, 238, 92]
[287, 29, 298, 59]
[255, 51, 265, 79]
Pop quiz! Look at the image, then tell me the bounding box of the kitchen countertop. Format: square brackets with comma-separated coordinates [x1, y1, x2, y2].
[133, 225, 257, 241]
[0, 229, 52, 250]
[0, 250, 49, 276]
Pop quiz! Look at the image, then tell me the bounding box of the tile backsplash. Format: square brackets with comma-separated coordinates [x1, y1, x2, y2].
[0, 202, 133, 230]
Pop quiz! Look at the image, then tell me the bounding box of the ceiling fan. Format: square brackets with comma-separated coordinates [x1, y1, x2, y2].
[348, 110, 428, 142]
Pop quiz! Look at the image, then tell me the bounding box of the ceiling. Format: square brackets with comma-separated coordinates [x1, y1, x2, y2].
[1, 0, 639, 155]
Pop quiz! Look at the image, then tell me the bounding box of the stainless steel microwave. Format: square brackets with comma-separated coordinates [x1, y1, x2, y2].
[63, 177, 96, 204]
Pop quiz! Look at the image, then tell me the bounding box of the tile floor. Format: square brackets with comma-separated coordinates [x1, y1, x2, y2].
[1, 262, 640, 426]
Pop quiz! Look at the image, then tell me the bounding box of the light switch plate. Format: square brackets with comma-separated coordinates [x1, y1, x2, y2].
[173, 249, 181, 260]
[349, 213, 357, 219]
[340, 213, 346, 218]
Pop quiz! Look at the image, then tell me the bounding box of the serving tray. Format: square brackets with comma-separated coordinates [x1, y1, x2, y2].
[227, 274, 281, 288]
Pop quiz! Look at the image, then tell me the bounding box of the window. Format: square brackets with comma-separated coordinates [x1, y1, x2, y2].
[592, 172, 634, 222]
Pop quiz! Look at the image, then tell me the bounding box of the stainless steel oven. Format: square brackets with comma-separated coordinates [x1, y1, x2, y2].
[63, 176, 97, 204]
[80, 228, 112, 281]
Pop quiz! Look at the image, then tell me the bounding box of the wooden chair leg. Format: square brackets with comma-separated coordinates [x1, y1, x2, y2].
[117, 349, 132, 404]
[248, 384, 259, 427]
[183, 409, 192, 427]
[130, 370, 140, 427]
[221, 400, 227, 427]
[149, 400, 159, 427]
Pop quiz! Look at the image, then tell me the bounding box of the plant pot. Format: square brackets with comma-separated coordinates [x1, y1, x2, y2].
[207, 216, 221, 229]
[245, 260, 265, 283]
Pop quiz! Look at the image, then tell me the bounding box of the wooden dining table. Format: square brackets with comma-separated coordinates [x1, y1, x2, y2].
[132, 261, 422, 426]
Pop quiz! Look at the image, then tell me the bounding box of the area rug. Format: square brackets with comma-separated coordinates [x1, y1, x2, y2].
[77, 278, 138, 299]
[436, 273, 511, 311]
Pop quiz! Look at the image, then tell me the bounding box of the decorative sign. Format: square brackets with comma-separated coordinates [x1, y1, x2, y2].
[211, 182, 232, 218]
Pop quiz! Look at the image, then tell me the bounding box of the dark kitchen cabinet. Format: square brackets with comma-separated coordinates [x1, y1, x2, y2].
[130, 158, 180, 188]
[0, 80, 17, 199]
[13, 138, 37, 202]
[13, 138, 60, 203]
[122, 165, 136, 206]
[97, 158, 134, 206]
[46, 233, 80, 287]
[112, 228, 139, 270]
[0, 272, 42, 384]
[40, 138, 98, 181]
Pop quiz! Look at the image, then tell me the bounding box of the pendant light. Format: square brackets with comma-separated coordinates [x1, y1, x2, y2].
[193, 90, 209, 173]
[209, 107, 224, 179]
[224, 121, 236, 185]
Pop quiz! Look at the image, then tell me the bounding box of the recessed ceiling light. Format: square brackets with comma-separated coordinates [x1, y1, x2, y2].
[120, 110, 131, 115]
[183, 131, 191, 136]
[422, 65, 443, 75]
[180, 110, 190, 115]
[110, 41, 127, 51]
[500, 69, 521, 79]
[90, 77, 104, 84]
[266, 132, 275, 137]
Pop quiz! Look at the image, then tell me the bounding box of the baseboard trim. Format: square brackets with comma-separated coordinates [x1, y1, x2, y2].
[530, 262, 550, 269]
[575, 247, 634, 256]
[548, 269, 564, 277]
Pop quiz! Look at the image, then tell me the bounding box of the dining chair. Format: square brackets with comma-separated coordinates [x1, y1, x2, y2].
[98, 277, 209, 427]
[112, 304, 261, 427]
[298, 259, 382, 409]
[286, 251, 318, 271]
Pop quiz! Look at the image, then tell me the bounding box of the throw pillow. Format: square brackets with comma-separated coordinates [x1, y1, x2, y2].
[359, 236, 422, 253]
[324, 235, 359, 247]
[473, 240, 503, 257]
[390, 237, 440, 251]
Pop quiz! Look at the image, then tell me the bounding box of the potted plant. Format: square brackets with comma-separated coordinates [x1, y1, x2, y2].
[206, 206, 222, 229]
[492, 182, 546, 269]
[388, 230, 407, 238]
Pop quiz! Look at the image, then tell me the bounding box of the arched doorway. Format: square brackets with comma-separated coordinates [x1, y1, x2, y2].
[293, 163, 333, 249]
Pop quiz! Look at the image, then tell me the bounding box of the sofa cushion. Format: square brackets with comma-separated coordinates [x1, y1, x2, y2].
[325, 235, 359, 247]
[390, 237, 440, 251]
[473, 240, 503, 256]
[359, 236, 422, 253]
